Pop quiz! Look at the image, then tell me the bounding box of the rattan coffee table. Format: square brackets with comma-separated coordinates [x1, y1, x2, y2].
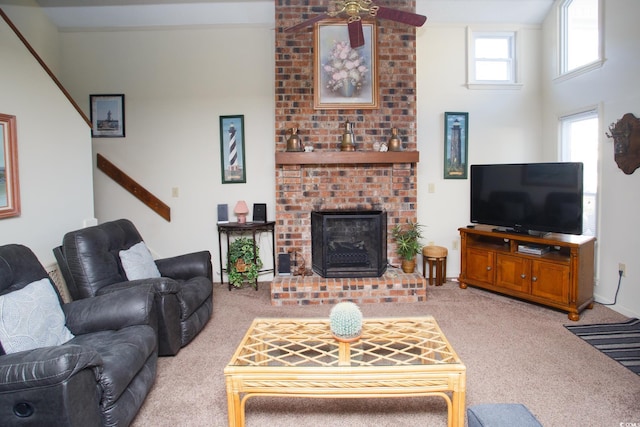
[224, 316, 466, 426]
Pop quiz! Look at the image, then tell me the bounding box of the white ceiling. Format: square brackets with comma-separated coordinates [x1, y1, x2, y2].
[32, 0, 555, 29]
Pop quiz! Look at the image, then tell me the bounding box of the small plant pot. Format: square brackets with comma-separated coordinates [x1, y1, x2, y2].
[235, 259, 247, 273]
[401, 258, 416, 273]
[332, 332, 362, 343]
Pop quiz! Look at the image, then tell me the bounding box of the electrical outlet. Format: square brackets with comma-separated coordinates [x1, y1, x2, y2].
[428, 183, 435, 193]
[171, 187, 179, 198]
[618, 263, 626, 277]
[452, 240, 458, 250]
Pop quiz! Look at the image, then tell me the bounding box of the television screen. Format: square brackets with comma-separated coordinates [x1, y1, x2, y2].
[470, 162, 584, 235]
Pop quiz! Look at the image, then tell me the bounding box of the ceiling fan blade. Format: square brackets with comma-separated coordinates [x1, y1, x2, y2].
[374, 6, 427, 27]
[285, 13, 330, 32]
[348, 19, 365, 48]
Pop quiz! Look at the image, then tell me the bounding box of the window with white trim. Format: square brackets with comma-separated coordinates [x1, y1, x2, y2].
[559, 0, 601, 75]
[469, 30, 517, 85]
[560, 110, 598, 236]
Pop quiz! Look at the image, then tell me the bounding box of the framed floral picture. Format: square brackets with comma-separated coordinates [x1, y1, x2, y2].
[314, 21, 378, 110]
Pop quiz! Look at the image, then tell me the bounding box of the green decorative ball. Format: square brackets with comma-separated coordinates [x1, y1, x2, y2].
[329, 301, 363, 339]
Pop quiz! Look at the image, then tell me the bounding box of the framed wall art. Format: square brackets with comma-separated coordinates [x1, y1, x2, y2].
[444, 112, 469, 179]
[0, 113, 20, 219]
[90, 94, 125, 137]
[219, 115, 246, 184]
[314, 20, 378, 110]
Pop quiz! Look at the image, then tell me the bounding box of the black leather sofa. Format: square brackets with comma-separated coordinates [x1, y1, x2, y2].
[54, 219, 213, 356]
[0, 244, 158, 426]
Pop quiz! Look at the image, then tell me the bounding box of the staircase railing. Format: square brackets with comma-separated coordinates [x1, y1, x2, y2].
[97, 154, 171, 222]
[0, 8, 90, 127]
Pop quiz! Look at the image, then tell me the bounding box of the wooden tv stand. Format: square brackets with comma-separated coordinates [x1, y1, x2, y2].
[458, 225, 595, 321]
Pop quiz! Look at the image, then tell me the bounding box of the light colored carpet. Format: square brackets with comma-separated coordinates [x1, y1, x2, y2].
[132, 273, 640, 426]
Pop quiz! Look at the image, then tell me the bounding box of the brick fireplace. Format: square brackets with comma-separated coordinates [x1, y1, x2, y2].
[272, 0, 425, 305]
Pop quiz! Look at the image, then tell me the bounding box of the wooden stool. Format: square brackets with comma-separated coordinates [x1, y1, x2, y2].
[422, 246, 448, 286]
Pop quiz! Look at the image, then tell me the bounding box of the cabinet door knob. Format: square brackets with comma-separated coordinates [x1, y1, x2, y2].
[486, 266, 492, 271]
[532, 276, 538, 282]
[520, 274, 526, 279]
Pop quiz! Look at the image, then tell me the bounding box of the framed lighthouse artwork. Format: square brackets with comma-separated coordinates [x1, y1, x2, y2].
[219, 115, 246, 184]
[444, 112, 469, 179]
[90, 94, 125, 137]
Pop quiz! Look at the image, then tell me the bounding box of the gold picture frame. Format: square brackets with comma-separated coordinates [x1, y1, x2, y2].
[0, 113, 20, 219]
[314, 20, 378, 110]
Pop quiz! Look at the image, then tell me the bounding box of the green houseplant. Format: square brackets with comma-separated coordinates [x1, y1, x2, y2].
[391, 220, 424, 273]
[227, 237, 263, 288]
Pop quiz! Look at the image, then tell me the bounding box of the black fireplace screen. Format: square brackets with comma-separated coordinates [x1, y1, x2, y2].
[311, 210, 387, 278]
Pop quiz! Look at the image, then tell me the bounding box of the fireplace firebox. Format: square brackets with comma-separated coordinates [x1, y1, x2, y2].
[311, 210, 387, 278]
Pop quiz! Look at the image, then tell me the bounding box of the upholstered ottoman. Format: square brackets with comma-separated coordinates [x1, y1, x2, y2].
[467, 403, 542, 427]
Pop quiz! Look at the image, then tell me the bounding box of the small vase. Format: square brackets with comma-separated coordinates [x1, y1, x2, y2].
[286, 127, 303, 152]
[339, 79, 356, 97]
[388, 128, 402, 151]
[401, 258, 416, 273]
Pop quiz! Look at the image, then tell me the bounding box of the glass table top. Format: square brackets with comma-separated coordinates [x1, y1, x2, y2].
[227, 316, 462, 368]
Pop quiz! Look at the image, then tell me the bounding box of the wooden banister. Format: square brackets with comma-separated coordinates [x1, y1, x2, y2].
[97, 154, 171, 222]
[0, 8, 91, 127]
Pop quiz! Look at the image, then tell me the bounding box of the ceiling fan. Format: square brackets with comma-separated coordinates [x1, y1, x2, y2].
[284, 0, 427, 49]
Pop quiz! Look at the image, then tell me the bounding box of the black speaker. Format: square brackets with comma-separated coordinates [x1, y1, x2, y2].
[217, 204, 228, 223]
[253, 203, 267, 222]
[278, 253, 291, 275]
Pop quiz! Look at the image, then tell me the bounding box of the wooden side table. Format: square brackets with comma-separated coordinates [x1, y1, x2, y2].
[217, 221, 275, 290]
[422, 245, 448, 286]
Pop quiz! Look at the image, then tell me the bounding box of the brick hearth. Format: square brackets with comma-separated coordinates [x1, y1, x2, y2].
[274, 0, 421, 304]
[271, 269, 426, 306]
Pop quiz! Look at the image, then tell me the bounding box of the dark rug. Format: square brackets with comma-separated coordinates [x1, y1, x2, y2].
[565, 318, 640, 375]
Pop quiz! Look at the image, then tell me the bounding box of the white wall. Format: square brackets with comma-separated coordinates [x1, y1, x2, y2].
[415, 19, 544, 279]
[59, 25, 276, 281]
[541, 0, 640, 318]
[0, 2, 61, 74]
[0, 7, 94, 266]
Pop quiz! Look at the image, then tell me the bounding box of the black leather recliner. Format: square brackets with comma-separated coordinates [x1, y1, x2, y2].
[0, 244, 158, 427]
[54, 218, 213, 356]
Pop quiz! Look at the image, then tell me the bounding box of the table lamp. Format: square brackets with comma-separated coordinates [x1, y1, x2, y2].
[234, 200, 249, 223]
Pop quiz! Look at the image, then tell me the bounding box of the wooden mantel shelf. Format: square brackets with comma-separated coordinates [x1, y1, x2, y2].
[275, 151, 419, 165]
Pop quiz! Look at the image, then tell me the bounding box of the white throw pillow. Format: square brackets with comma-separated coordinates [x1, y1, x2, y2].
[0, 278, 75, 354]
[119, 241, 161, 280]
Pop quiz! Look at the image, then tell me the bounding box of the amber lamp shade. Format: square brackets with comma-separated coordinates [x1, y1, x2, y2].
[234, 200, 249, 223]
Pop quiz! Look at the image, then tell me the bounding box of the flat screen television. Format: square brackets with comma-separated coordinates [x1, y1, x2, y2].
[470, 162, 584, 236]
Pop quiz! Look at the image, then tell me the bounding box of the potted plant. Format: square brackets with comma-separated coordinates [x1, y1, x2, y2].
[227, 237, 263, 288]
[391, 220, 424, 273]
[329, 301, 363, 342]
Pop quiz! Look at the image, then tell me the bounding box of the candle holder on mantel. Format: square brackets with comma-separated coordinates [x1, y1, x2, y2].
[340, 120, 356, 152]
